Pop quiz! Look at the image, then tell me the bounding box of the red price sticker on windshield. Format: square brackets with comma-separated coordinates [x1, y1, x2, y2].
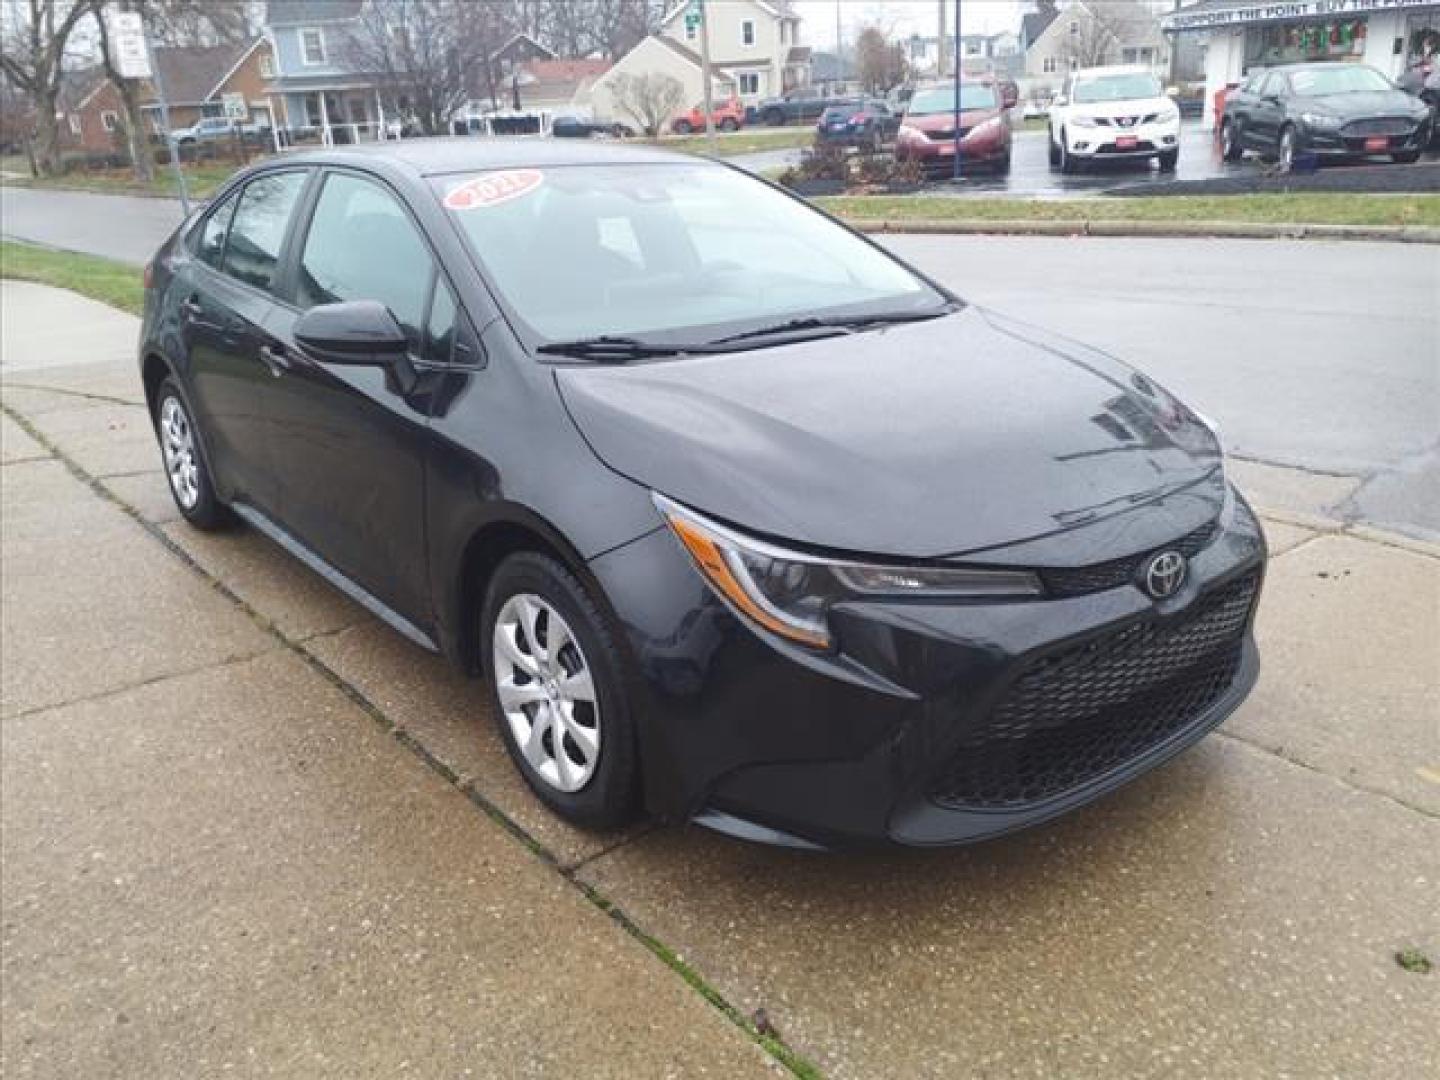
[444, 169, 543, 210]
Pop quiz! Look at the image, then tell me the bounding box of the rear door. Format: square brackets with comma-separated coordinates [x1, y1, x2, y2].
[179, 169, 311, 516]
[258, 169, 455, 623]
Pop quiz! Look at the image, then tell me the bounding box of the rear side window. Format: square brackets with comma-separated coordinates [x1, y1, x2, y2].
[222, 171, 308, 292]
[296, 172, 435, 351]
[195, 191, 239, 269]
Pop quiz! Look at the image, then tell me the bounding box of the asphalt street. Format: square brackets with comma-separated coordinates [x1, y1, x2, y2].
[2, 184, 1435, 538]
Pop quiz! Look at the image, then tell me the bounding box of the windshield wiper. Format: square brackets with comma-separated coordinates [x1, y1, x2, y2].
[707, 303, 959, 347]
[535, 336, 686, 361]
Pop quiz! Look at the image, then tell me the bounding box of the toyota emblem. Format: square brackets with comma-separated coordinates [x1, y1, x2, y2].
[1143, 551, 1187, 599]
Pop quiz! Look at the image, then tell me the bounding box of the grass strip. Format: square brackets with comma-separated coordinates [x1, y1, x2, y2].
[817, 193, 1440, 229]
[1, 240, 144, 315]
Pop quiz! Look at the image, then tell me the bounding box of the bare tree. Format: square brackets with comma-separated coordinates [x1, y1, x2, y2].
[347, 0, 511, 137]
[85, 1, 252, 182]
[531, 0, 660, 60]
[610, 71, 681, 137]
[0, 0, 93, 175]
[1057, 2, 1136, 70]
[854, 26, 908, 95]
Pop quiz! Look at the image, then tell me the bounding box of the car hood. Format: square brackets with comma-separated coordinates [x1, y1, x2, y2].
[556, 308, 1222, 560]
[1304, 90, 1422, 118]
[904, 107, 998, 129]
[1068, 97, 1170, 119]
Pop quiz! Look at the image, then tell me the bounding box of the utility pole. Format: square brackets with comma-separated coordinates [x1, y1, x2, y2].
[698, 0, 716, 151]
[135, 17, 189, 215]
[952, 0, 962, 182]
[937, 0, 947, 77]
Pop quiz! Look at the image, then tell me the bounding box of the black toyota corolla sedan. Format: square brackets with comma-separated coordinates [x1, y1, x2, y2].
[140, 140, 1264, 849]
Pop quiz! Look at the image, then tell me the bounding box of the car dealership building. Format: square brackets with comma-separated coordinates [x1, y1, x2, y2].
[1164, 0, 1440, 127]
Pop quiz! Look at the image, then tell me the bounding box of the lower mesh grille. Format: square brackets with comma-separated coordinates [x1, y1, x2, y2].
[930, 572, 1257, 809]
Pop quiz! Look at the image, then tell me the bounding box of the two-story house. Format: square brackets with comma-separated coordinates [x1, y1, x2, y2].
[659, 0, 809, 105]
[264, 0, 388, 144]
[1024, 1, 1168, 86]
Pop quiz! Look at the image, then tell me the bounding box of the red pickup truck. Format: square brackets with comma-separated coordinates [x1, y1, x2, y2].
[672, 98, 745, 134]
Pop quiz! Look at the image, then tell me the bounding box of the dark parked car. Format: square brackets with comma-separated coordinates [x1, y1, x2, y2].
[1219, 62, 1432, 169]
[758, 90, 855, 126]
[140, 140, 1264, 850]
[896, 80, 1016, 175]
[551, 114, 630, 139]
[815, 98, 900, 148]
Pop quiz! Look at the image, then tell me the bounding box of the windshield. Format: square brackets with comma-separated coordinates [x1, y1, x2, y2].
[1073, 73, 1163, 104]
[1289, 65, 1393, 96]
[907, 83, 998, 114]
[435, 164, 945, 348]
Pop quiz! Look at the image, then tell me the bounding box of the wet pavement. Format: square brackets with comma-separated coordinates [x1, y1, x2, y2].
[2, 279, 1437, 1077]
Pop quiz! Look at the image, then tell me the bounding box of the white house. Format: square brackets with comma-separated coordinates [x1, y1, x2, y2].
[589, 35, 736, 128]
[658, 0, 809, 105]
[1025, 1, 1170, 88]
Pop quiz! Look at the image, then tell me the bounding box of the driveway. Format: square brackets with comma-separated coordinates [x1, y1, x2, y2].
[2, 279, 1438, 1078]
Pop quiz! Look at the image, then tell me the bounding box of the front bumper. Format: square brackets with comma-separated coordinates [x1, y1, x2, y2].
[1065, 119, 1179, 159]
[896, 128, 1008, 171]
[589, 483, 1265, 849]
[1300, 121, 1428, 157]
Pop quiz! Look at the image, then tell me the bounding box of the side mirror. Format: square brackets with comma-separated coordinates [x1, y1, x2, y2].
[1052, 94, 1067, 107]
[294, 300, 408, 365]
[1001, 81, 1019, 108]
[1165, 85, 1180, 98]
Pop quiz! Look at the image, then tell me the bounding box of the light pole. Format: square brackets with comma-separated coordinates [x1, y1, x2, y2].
[951, 0, 962, 182]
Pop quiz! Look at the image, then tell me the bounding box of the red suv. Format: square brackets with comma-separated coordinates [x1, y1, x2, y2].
[672, 97, 745, 134]
[895, 80, 1017, 175]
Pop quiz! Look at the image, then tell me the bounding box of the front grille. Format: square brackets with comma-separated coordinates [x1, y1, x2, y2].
[1342, 117, 1413, 137]
[929, 572, 1257, 809]
[926, 127, 969, 141]
[1041, 521, 1218, 598]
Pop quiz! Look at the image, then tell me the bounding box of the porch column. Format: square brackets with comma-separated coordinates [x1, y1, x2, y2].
[317, 90, 331, 146]
[268, 95, 282, 153]
[375, 87, 386, 140]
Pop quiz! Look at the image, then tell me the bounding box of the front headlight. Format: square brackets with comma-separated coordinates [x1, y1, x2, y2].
[655, 495, 1041, 649]
[1070, 114, 1099, 128]
[1300, 112, 1342, 129]
[971, 116, 1004, 135]
[1157, 104, 1180, 123]
[897, 123, 924, 142]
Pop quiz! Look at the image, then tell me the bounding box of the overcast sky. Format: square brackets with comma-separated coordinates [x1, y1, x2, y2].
[790, 0, 1029, 51]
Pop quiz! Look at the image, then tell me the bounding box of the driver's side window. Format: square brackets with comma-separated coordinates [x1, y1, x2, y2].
[193, 190, 238, 270]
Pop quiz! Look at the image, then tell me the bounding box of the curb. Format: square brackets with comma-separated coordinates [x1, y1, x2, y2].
[845, 218, 1440, 243]
[2, 180, 187, 201]
[1255, 506, 1440, 559]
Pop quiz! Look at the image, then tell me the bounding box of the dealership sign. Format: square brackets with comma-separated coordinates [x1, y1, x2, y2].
[1164, 0, 1439, 31]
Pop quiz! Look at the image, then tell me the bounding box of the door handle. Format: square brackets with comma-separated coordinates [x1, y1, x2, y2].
[258, 343, 291, 377]
[180, 296, 204, 320]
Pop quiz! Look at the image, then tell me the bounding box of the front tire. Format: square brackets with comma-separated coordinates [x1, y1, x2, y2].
[719, 117, 739, 132]
[1220, 118, 1243, 162]
[672, 119, 692, 135]
[1158, 148, 1179, 172]
[154, 377, 229, 530]
[1392, 149, 1421, 164]
[1047, 129, 1060, 166]
[1059, 129, 1079, 174]
[481, 552, 639, 830]
[1277, 124, 1298, 173]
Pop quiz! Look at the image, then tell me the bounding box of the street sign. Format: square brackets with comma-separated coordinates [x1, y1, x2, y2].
[222, 93, 248, 120]
[108, 12, 152, 80]
[684, 0, 701, 33]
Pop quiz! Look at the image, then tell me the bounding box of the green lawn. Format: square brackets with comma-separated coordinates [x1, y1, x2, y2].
[4, 158, 252, 200]
[656, 126, 816, 157]
[817, 193, 1440, 229]
[0, 241, 143, 316]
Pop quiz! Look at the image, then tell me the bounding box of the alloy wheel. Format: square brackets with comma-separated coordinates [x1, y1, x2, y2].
[159, 395, 201, 510]
[492, 593, 601, 794]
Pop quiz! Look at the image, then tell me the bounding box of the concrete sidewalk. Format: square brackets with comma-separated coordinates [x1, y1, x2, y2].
[2, 281, 1437, 1078]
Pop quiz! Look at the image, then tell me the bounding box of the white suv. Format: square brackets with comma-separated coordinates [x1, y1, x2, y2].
[1048, 65, 1180, 174]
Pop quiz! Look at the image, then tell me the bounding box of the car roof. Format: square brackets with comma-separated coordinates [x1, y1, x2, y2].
[273, 136, 702, 178]
[1265, 61, 1379, 73]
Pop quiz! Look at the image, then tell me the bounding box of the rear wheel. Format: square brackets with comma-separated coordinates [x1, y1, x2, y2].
[763, 108, 786, 126]
[481, 552, 639, 830]
[672, 119, 692, 135]
[1219, 118, 1243, 162]
[155, 377, 229, 530]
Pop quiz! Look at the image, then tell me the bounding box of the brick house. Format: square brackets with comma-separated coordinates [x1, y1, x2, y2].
[56, 39, 278, 154]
